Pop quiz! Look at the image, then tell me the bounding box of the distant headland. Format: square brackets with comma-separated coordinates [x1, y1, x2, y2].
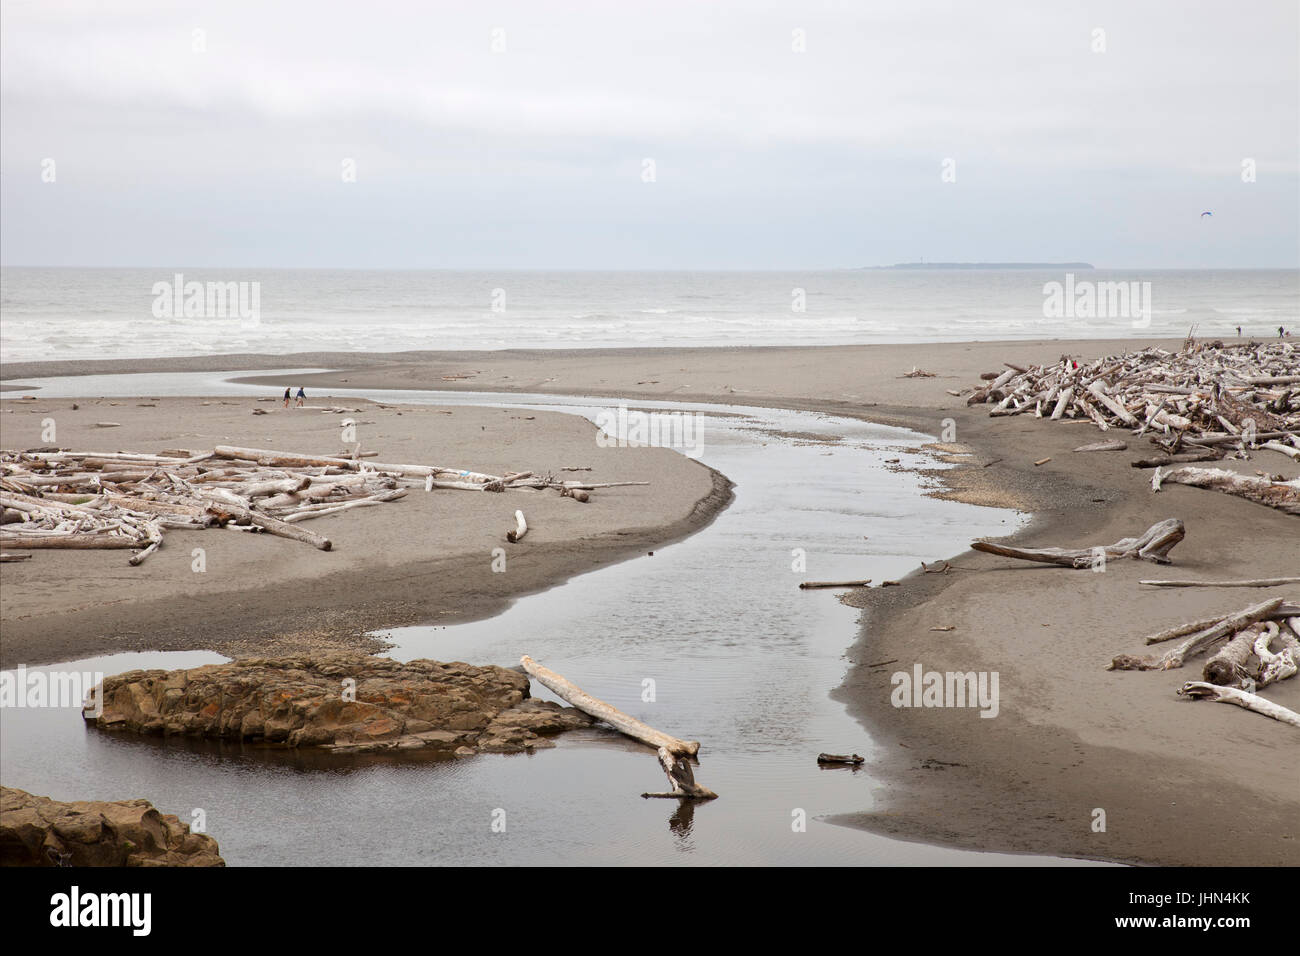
[866, 262, 1095, 270]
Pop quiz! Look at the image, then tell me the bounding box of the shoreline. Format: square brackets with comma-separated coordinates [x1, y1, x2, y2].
[3, 338, 1296, 866]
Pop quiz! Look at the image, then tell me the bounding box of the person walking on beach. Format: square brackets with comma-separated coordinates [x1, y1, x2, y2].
[283, 387, 291, 408]
[296, 386, 306, 407]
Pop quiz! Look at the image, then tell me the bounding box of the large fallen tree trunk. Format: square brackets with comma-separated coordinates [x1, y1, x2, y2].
[972, 518, 1185, 568]
[1178, 682, 1300, 728]
[1153, 466, 1300, 516]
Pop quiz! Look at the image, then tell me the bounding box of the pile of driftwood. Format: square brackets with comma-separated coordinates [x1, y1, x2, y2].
[965, 340, 1298, 436]
[1, 444, 644, 565]
[963, 340, 1299, 514]
[1108, 597, 1300, 728]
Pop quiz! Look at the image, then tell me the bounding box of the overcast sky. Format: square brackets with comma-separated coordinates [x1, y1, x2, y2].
[1, 0, 1296, 269]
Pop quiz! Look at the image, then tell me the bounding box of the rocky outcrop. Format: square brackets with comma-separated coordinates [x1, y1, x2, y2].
[0, 787, 224, 867]
[85, 654, 593, 755]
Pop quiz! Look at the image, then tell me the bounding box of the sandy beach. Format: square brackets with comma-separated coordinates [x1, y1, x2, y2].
[0, 393, 729, 668]
[3, 336, 1297, 867]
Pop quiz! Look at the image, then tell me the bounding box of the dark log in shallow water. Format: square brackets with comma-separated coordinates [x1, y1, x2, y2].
[972, 518, 1185, 568]
[799, 579, 872, 589]
[817, 753, 865, 765]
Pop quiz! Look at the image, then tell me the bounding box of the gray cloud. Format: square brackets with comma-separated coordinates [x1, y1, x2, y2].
[2, 0, 1296, 267]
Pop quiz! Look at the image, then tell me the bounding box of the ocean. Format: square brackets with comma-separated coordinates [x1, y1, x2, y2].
[1, 267, 1296, 364]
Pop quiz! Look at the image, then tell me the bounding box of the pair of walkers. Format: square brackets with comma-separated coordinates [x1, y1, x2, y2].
[282, 387, 306, 408]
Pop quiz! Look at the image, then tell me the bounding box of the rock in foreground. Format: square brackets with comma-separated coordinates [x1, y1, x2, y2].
[0, 787, 224, 867]
[85, 654, 593, 755]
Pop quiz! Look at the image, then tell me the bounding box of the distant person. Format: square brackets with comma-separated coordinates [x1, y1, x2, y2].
[1236, 325, 1241, 338]
[1280, 326, 1286, 339]
[296, 386, 306, 407]
[283, 387, 291, 408]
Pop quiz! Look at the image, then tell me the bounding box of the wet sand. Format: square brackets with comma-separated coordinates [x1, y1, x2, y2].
[4, 336, 1296, 865]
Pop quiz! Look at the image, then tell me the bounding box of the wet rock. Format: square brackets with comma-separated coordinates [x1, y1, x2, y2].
[0, 787, 224, 867]
[86, 654, 593, 755]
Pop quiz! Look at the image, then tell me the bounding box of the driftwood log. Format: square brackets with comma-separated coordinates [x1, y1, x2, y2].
[1153, 466, 1300, 516]
[972, 518, 1184, 568]
[506, 510, 528, 543]
[1109, 597, 1285, 671]
[1140, 577, 1300, 589]
[1256, 624, 1300, 686]
[1178, 682, 1300, 728]
[817, 753, 865, 765]
[519, 655, 714, 799]
[1202, 625, 1260, 685]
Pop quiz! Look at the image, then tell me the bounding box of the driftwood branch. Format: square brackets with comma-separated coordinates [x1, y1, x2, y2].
[972, 518, 1184, 568]
[1140, 577, 1300, 589]
[1178, 682, 1300, 728]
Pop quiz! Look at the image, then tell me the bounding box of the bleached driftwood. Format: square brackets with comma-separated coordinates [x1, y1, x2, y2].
[1255, 623, 1300, 687]
[1178, 682, 1300, 728]
[1074, 440, 1128, 452]
[1109, 597, 1285, 671]
[1140, 577, 1300, 589]
[506, 510, 528, 543]
[1260, 440, 1300, 460]
[972, 518, 1185, 568]
[1152, 466, 1300, 516]
[2, 442, 647, 563]
[520, 655, 700, 757]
